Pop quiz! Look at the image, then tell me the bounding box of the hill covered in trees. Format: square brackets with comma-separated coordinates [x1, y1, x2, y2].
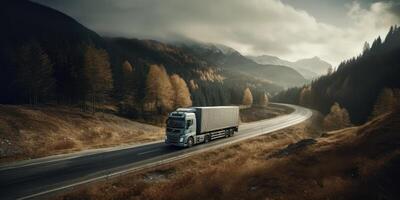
[0, 1, 305, 119]
[273, 26, 400, 124]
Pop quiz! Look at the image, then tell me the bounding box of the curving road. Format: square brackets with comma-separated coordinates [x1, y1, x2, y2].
[0, 103, 312, 200]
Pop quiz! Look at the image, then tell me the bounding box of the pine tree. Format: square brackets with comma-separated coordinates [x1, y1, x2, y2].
[242, 87, 253, 106]
[170, 74, 192, 108]
[13, 42, 55, 104]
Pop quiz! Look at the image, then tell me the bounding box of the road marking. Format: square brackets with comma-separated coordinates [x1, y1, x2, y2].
[137, 148, 161, 155]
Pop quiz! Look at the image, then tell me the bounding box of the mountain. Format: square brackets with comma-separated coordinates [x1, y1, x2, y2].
[273, 26, 400, 124]
[0, 0, 296, 111]
[293, 56, 332, 75]
[174, 41, 307, 88]
[247, 55, 331, 80]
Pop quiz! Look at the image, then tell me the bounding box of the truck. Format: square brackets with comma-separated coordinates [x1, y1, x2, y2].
[165, 106, 239, 147]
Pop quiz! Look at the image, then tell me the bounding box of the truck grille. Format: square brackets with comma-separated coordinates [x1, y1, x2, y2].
[167, 134, 180, 143]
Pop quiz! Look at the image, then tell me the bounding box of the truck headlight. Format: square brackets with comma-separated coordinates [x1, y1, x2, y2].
[179, 137, 184, 142]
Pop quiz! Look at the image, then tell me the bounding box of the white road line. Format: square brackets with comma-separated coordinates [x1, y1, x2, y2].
[137, 148, 161, 155]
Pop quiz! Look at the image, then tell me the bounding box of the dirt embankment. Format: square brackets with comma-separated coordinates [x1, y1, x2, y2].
[0, 105, 163, 163]
[57, 110, 400, 200]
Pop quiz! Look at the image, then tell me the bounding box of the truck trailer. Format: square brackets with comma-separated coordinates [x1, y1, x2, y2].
[165, 106, 239, 147]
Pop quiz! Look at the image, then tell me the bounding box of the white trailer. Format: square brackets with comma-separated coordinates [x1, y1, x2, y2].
[165, 106, 239, 147]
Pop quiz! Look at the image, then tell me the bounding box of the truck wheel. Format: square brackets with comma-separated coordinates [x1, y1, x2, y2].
[230, 129, 234, 137]
[204, 135, 210, 143]
[225, 130, 230, 138]
[187, 137, 194, 147]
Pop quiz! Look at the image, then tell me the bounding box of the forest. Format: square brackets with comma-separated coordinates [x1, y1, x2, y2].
[273, 26, 400, 124]
[0, 1, 283, 121]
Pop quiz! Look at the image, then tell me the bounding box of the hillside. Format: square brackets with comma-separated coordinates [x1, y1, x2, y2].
[175, 41, 307, 88]
[0, 0, 305, 116]
[0, 105, 163, 163]
[248, 55, 331, 79]
[273, 26, 400, 124]
[56, 108, 400, 200]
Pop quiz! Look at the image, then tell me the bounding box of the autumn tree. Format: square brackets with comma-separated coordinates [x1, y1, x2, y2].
[370, 88, 399, 119]
[13, 42, 55, 104]
[242, 87, 253, 106]
[323, 102, 352, 131]
[121, 60, 135, 100]
[83, 45, 113, 113]
[299, 86, 312, 107]
[259, 92, 269, 106]
[189, 79, 199, 91]
[170, 74, 192, 108]
[144, 65, 175, 113]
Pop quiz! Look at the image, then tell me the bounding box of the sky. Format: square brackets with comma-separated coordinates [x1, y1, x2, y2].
[35, 0, 400, 66]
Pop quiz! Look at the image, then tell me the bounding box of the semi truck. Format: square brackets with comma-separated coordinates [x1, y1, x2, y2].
[165, 106, 239, 147]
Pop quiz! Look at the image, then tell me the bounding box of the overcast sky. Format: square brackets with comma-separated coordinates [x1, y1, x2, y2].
[35, 0, 400, 66]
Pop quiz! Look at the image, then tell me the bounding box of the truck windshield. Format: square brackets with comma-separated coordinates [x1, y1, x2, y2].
[167, 118, 185, 128]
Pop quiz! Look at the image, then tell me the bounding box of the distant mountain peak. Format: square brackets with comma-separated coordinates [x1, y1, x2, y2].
[247, 54, 332, 79]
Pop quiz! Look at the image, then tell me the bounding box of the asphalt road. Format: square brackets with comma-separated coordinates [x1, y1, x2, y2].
[0, 103, 312, 200]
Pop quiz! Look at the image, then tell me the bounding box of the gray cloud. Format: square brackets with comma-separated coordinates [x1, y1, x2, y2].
[35, 0, 400, 66]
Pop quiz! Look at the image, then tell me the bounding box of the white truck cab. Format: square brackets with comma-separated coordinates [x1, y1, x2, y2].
[165, 106, 239, 147]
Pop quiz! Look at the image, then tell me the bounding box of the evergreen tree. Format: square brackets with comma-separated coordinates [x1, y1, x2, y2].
[13, 42, 55, 104]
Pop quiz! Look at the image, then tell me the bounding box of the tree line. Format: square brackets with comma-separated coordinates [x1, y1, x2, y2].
[1, 40, 270, 119]
[273, 26, 400, 125]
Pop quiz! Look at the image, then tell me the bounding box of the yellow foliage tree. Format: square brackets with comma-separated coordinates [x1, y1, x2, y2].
[170, 74, 192, 108]
[259, 93, 269, 106]
[323, 102, 352, 131]
[83, 45, 113, 113]
[144, 65, 175, 113]
[242, 88, 253, 106]
[370, 88, 399, 119]
[299, 86, 312, 107]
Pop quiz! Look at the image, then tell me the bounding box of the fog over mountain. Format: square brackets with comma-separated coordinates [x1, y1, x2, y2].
[247, 55, 331, 79]
[34, 0, 400, 66]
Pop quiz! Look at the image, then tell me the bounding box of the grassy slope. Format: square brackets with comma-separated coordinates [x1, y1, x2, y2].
[57, 110, 400, 200]
[0, 104, 289, 164]
[0, 105, 163, 163]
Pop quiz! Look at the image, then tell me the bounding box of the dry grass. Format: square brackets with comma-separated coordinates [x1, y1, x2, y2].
[56, 110, 400, 200]
[0, 105, 163, 163]
[240, 104, 294, 122]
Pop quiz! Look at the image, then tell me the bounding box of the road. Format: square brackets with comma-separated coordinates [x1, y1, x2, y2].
[0, 104, 312, 200]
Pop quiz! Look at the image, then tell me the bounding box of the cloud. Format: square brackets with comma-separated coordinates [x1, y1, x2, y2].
[36, 0, 400, 66]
